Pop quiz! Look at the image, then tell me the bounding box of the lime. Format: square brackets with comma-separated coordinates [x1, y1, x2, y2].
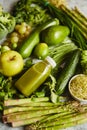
[34, 43, 49, 59]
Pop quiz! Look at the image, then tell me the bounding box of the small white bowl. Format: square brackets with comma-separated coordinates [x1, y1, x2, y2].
[68, 74, 87, 104]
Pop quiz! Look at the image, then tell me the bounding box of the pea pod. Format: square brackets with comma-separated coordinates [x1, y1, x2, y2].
[18, 18, 59, 59]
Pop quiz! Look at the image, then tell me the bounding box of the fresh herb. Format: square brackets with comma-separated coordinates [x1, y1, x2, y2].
[0, 73, 25, 111]
[43, 74, 58, 103]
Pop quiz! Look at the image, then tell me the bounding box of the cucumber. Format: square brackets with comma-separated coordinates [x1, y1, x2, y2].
[18, 18, 59, 59]
[56, 49, 81, 95]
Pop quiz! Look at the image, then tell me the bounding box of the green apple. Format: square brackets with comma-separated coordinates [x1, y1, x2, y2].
[0, 50, 24, 76]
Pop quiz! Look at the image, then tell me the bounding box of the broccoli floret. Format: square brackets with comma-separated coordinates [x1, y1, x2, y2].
[0, 12, 16, 33]
[0, 8, 16, 40]
[80, 50, 87, 74]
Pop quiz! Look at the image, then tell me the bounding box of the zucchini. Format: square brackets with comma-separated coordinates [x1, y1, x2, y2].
[18, 18, 59, 59]
[56, 49, 81, 95]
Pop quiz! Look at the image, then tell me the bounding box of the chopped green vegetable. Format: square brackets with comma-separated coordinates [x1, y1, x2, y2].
[13, 0, 51, 27]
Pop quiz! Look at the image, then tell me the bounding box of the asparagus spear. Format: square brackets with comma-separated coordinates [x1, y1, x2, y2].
[18, 102, 58, 107]
[73, 6, 87, 25]
[11, 115, 47, 127]
[37, 112, 87, 130]
[39, 111, 75, 123]
[3, 101, 82, 123]
[60, 5, 87, 32]
[59, 6, 87, 49]
[25, 111, 87, 130]
[3, 106, 58, 115]
[2, 107, 69, 122]
[38, 111, 87, 128]
[4, 97, 49, 106]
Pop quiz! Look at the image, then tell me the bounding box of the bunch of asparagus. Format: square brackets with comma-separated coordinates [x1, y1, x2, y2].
[2, 97, 87, 129]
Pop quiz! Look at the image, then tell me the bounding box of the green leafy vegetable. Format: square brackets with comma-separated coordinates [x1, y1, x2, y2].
[13, 0, 51, 27]
[0, 73, 26, 111]
[41, 74, 58, 103]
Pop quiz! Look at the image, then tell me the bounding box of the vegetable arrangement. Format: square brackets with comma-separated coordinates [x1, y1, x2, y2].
[0, 0, 87, 130]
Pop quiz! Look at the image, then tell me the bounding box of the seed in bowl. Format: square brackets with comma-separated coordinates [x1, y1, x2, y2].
[69, 74, 87, 100]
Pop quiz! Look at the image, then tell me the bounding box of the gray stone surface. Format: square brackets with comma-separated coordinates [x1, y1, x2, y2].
[0, 0, 87, 130]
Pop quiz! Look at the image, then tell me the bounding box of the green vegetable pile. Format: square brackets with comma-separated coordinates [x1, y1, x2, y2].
[0, 0, 87, 129]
